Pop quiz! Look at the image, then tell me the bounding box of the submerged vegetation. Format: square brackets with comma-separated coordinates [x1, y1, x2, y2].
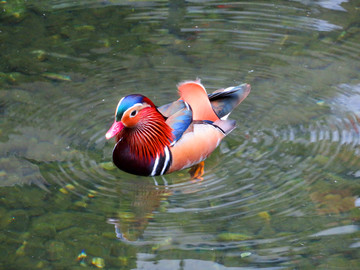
[1, 0, 360, 269]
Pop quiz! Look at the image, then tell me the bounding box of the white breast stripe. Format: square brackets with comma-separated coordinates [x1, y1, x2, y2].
[160, 147, 170, 175]
[150, 154, 160, 176]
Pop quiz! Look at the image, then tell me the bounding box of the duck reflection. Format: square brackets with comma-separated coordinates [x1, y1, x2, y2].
[107, 177, 173, 242]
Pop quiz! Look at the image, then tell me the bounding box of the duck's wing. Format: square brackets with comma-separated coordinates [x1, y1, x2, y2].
[158, 81, 250, 144]
[158, 100, 193, 145]
[177, 80, 219, 122]
[208, 83, 251, 120]
[157, 99, 184, 118]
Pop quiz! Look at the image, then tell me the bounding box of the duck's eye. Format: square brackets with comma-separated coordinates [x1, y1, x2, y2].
[130, 110, 138, 117]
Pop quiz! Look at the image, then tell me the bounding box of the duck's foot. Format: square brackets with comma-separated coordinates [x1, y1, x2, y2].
[188, 161, 205, 181]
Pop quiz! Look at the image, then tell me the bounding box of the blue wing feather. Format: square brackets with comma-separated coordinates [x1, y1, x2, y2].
[158, 100, 192, 144]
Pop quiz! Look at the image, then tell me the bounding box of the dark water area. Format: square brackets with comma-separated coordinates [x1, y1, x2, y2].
[1, 0, 360, 269]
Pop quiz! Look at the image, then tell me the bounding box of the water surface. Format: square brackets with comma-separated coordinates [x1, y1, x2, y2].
[1, 0, 360, 269]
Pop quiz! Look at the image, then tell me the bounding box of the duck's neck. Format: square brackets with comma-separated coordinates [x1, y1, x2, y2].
[119, 108, 173, 161]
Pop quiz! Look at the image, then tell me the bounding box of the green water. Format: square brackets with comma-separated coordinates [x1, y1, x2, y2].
[1, 0, 360, 269]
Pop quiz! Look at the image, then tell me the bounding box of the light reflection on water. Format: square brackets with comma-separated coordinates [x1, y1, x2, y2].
[1, 0, 360, 269]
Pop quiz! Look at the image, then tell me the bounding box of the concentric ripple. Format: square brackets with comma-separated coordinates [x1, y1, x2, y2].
[1, 1, 360, 268]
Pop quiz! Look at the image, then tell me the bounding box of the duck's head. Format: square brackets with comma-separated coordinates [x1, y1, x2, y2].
[105, 94, 156, 140]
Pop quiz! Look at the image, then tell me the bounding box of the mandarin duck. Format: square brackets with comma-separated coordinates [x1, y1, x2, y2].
[106, 80, 250, 178]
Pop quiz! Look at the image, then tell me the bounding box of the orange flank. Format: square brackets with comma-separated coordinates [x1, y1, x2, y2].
[168, 123, 225, 173]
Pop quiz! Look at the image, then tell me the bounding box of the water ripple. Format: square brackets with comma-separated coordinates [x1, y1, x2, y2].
[1, 3, 359, 266]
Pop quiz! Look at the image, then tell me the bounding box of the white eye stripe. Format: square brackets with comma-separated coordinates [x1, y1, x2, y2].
[123, 103, 145, 117]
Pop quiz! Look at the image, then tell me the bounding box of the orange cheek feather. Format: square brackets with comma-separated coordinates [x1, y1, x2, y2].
[122, 114, 139, 127]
